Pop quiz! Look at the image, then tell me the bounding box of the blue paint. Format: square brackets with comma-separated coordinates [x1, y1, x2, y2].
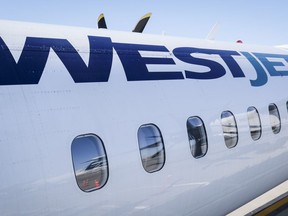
[241, 52, 268, 87]
[0, 35, 287, 87]
[113, 42, 184, 81]
[253, 53, 288, 77]
[174, 47, 226, 79]
[0, 36, 113, 85]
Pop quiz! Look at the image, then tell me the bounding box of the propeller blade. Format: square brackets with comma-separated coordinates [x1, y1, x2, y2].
[132, 13, 152, 33]
[98, 13, 107, 29]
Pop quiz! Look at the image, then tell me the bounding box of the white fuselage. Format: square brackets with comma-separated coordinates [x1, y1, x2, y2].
[0, 20, 288, 216]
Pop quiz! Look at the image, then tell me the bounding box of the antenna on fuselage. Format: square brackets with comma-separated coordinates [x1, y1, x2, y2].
[206, 22, 220, 40]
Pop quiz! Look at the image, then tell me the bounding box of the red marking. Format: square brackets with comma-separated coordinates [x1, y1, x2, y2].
[95, 180, 100, 188]
[236, 40, 243, 43]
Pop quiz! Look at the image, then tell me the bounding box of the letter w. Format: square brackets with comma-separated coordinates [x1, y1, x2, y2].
[0, 36, 113, 85]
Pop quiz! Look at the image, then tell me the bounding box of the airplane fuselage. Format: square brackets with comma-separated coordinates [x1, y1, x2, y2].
[0, 20, 288, 215]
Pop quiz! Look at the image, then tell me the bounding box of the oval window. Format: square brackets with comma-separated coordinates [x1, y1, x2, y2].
[186, 116, 208, 158]
[247, 106, 262, 141]
[269, 103, 281, 134]
[221, 111, 238, 148]
[71, 134, 109, 192]
[138, 124, 165, 173]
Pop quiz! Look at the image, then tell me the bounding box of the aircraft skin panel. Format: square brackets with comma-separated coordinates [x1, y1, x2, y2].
[0, 20, 288, 215]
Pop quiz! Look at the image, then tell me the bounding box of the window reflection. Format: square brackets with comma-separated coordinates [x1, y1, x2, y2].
[247, 106, 262, 141]
[269, 103, 281, 134]
[138, 124, 165, 173]
[71, 134, 108, 192]
[221, 111, 238, 148]
[186, 116, 208, 158]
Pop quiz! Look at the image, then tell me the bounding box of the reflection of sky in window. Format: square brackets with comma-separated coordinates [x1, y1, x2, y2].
[269, 104, 281, 134]
[71, 135, 105, 173]
[247, 107, 261, 130]
[187, 116, 207, 158]
[138, 125, 162, 158]
[247, 107, 259, 125]
[138, 126, 160, 148]
[221, 111, 237, 129]
[188, 117, 202, 128]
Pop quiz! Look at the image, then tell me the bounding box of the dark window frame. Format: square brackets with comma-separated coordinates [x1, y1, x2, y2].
[137, 124, 166, 173]
[186, 116, 208, 159]
[269, 103, 281, 134]
[71, 134, 109, 192]
[221, 111, 238, 149]
[247, 106, 262, 141]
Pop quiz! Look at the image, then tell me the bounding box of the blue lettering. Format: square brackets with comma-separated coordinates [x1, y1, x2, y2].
[241, 52, 268, 87]
[113, 43, 184, 81]
[0, 35, 286, 87]
[0, 36, 113, 85]
[217, 50, 245, 78]
[173, 47, 226, 79]
[253, 53, 288, 77]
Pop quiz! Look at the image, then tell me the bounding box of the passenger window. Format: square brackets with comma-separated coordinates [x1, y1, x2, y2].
[269, 103, 281, 134]
[247, 106, 262, 141]
[137, 124, 165, 173]
[186, 116, 208, 158]
[221, 111, 238, 148]
[71, 134, 108, 192]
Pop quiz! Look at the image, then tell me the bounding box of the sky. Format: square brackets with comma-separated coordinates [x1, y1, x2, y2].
[0, 0, 286, 46]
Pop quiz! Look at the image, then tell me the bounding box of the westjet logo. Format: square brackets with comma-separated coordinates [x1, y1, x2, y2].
[0, 36, 287, 87]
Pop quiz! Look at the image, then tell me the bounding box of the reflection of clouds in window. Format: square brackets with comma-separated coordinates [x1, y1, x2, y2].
[186, 116, 208, 158]
[269, 103, 281, 134]
[71, 134, 108, 192]
[221, 111, 238, 149]
[138, 124, 165, 173]
[247, 106, 262, 141]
